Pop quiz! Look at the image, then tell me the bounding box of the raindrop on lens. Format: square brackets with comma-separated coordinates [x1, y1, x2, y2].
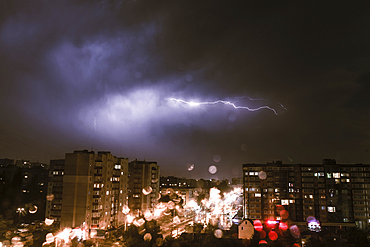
[208, 165, 217, 174]
[143, 233, 152, 241]
[186, 163, 195, 171]
[214, 229, 223, 238]
[258, 171, 267, 180]
[142, 186, 152, 195]
[213, 155, 221, 163]
[46, 194, 54, 201]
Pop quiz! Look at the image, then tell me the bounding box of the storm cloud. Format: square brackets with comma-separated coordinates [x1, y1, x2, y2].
[0, 0, 369, 179]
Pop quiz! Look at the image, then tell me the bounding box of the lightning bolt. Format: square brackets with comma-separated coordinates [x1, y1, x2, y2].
[167, 98, 285, 115]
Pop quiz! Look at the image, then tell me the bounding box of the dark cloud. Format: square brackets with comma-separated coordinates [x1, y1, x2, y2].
[0, 0, 369, 178]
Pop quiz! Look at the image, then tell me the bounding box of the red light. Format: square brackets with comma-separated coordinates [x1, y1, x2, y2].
[254, 219, 263, 231]
[280, 209, 289, 219]
[259, 240, 268, 245]
[279, 222, 288, 231]
[268, 231, 278, 241]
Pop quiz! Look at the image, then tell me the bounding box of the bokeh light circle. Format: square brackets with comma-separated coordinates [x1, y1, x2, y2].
[29, 205, 38, 214]
[156, 238, 164, 246]
[46, 194, 54, 201]
[143, 233, 152, 241]
[186, 163, 195, 171]
[213, 155, 221, 163]
[280, 209, 289, 220]
[45, 218, 54, 226]
[306, 216, 316, 223]
[268, 231, 278, 241]
[276, 205, 284, 214]
[279, 222, 288, 231]
[289, 225, 301, 238]
[142, 186, 152, 195]
[258, 171, 267, 180]
[208, 165, 217, 174]
[214, 229, 223, 238]
[253, 219, 263, 231]
[259, 240, 268, 245]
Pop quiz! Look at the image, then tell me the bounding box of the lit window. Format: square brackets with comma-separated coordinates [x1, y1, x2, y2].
[333, 173, 340, 178]
[328, 206, 336, 212]
[327, 173, 332, 178]
[255, 193, 261, 197]
[106, 191, 109, 195]
[281, 200, 289, 205]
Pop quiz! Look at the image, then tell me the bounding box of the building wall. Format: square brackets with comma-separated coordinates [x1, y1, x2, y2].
[46, 159, 65, 227]
[59, 150, 129, 230]
[242, 160, 370, 229]
[128, 160, 160, 215]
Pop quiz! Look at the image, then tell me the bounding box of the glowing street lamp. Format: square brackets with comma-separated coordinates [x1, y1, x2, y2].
[16, 208, 26, 220]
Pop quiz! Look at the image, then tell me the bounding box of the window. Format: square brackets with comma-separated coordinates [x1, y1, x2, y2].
[281, 200, 289, 205]
[328, 206, 336, 212]
[333, 173, 340, 178]
[327, 173, 332, 178]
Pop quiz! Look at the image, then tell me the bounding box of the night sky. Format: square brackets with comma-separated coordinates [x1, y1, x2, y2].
[0, 1, 369, 179]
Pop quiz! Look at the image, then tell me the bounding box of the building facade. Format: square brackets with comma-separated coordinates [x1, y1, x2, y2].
[243, 159, 370, 229]
[59, 150, 129, 230]
[128, 160, 160, 215]
[46, 159, 65, 227]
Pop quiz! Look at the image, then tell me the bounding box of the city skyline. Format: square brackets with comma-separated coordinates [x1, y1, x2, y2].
[0, 1, 369, 179]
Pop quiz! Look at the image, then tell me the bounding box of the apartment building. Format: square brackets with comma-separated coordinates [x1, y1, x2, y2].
[45, 159, 65, 227]
[243, 159, 370, 229]
[128, 160, 160, 215]
[59, 150, 129, 230]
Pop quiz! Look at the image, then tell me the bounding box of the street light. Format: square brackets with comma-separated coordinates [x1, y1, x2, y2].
[16, 208, 26, 220]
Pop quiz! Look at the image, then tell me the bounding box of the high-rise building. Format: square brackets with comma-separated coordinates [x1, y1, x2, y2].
[59, 150, 128, 230]
[243, 159, 370, 229]
[45, 159, 65, 227]
[128, 160, 160, 215]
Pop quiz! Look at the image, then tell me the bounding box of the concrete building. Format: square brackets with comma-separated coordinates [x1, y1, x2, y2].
[59, 150, 129, 230]
[243, 159, 370, 229]
[128, 160, 160, 215]
[45, 159, 65, 227]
